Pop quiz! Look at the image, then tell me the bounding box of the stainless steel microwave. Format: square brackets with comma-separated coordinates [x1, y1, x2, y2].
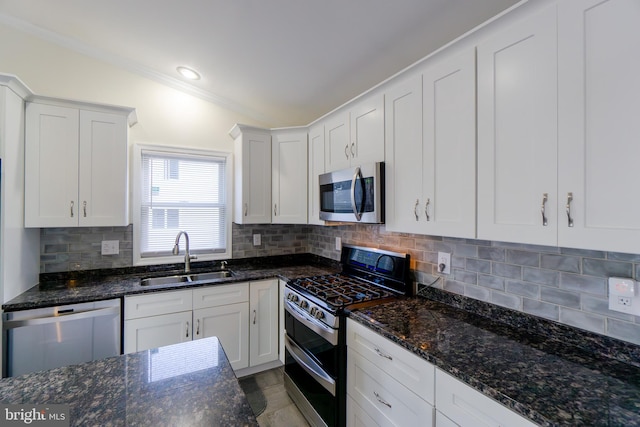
[319, 162, 384, 223]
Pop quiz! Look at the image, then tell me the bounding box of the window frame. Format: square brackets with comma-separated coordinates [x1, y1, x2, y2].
[132, 143, 233, 266]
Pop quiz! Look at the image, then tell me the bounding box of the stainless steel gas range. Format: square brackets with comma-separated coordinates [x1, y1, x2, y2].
[283, 245, 411, 427]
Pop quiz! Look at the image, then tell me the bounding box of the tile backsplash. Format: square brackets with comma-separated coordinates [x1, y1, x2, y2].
[40, 223, 640, 345]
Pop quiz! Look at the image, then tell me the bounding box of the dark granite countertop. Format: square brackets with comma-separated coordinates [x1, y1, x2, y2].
[0, 337, 257, 426]
[348, 289, 640, 427]
[2, 255, 340, 311]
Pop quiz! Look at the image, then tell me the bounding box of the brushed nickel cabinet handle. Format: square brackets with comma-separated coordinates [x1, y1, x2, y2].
[196, 319, 200, 336]
[425, 198, 431, 222]
[541, 193, 548, 226]
[414, 199, 419, 221]
[70, 201, 74, 218]
[374, 347, 393, 360]
[374, 391, 392, 408]
[253, 310, 257, 325]
[83, 201, 87, 218]
[186, 321, 190, 338]
[566, 192, 574, 227]
[350, 142, 355, 157]
[274, 204, 277, 216]
[244, 203, 248, 216]
[344, 144, 349, 160]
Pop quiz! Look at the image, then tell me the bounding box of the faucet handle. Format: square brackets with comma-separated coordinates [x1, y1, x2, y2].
[189, 255, 198, 261]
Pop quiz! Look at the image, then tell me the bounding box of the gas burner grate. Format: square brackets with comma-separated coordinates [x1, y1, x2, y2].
[290, 274, 394, 308]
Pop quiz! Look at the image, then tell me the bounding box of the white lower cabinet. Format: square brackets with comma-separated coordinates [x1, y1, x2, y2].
[346, 319, 538, 427]
[193, 283, 250, 370]
[435, 368, 537, 427]
[124, 290, 193, 353]
[124, 280, 280, 373]
[347, 319, 435, 427]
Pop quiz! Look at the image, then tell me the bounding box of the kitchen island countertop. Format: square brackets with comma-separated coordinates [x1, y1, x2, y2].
[0, 337, 257, 426]
[349, 291, 640, 427]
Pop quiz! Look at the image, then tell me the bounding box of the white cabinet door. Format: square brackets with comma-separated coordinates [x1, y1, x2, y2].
[384, 73, 423, 234]
[231, 125, 272, 224]
[24, 103, 79, 227]
[308, 123, 325, 225]
[124, 311, 193, 353]
[350, 94, 384, 167]
[194, 302, 249, 370]
[325, 112, 350, 172]
[422, 49, 476, 239]
[435, 369, 537, 427]
[477, 4, 558, 246]
[272, 129, 308, 224]
[558, 0, 640, 253]
[78, 110, 128, 226]
[249, 279, 279, 366]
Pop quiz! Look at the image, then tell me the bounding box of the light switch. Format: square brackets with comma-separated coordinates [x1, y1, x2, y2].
[253, 234, 261, 246]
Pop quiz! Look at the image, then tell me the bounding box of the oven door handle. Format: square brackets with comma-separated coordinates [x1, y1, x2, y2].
[284, 300, 338, 346]
[285, 334, 336, 396]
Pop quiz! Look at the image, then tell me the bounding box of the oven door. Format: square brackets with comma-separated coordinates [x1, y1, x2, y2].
[284, 307, 341, 427]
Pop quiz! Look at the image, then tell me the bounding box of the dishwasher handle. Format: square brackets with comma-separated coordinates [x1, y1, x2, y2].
[3, 305, 120, 329]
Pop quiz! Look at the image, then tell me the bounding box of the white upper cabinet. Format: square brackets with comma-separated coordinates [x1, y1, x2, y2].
[422, 49, 476, 238]
[477, 4, 558, 246]
[384, 73, 424, 234]
[385, 48, 475, 238]
[308, 123, 325, 225]
[272, 128, 308, 224]
[557, 0, 640, 253]
[25, 100, 133, 228]
[325, 93, 384, 172]
[231, 124, 272, 224]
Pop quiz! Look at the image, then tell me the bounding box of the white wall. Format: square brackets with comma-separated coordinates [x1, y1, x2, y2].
[0, 23, 269, 152]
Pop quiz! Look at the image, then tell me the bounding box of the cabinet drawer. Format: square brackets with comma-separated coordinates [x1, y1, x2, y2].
[436, 368, 537, 427]
[193, 282, 249, 309]
[125, 290, 193, 320]
[347, 395, 380, 427]
[347, 319, 435, 404]
[347, 348, 434, 427]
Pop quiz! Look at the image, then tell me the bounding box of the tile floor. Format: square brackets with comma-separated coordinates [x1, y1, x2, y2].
[247, 367, 310, 427]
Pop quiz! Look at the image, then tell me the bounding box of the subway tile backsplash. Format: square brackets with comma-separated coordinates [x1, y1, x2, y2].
[40, 223, 640, 345]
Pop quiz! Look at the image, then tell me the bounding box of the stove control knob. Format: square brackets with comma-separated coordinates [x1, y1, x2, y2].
[314, 310, 325, 320]
[310, 307, 317, 316]
[290, 294, 299, 303]
[299, 300, 308, 309]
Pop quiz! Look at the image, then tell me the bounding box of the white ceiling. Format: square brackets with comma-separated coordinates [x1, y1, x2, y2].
[0, 0, 521, 127]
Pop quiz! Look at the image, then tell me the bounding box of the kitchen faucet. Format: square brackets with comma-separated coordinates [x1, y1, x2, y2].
[173, 231, 197, 273]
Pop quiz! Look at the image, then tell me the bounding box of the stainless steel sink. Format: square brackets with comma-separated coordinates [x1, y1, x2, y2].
[189, 271, 233, 281]
[140, 270, 233, 286]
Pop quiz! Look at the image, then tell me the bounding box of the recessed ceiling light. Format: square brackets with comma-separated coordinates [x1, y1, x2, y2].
[177, 66, 201, 80]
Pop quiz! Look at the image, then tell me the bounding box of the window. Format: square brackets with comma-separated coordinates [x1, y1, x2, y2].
[133, 145, 232, 265]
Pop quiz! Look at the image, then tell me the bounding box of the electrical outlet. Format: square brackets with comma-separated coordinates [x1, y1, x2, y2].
[437, 252, 451, 275]
[101, 240, 119, 255]
[253, 234, 261, 246]
[335, 237, 342, 251]
[618, 296, 632, 307]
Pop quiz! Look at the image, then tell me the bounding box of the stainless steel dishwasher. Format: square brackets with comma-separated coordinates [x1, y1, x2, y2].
[3, 298, 121, 377]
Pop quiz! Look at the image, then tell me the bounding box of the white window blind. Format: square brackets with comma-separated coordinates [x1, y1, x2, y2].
[140, 150, 227, 258]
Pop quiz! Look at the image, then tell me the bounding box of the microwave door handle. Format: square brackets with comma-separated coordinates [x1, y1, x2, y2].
[350, 167, 364, 221]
